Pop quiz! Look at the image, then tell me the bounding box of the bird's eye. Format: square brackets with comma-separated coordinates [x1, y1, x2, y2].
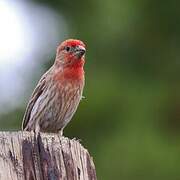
[65, 46, 70, 52]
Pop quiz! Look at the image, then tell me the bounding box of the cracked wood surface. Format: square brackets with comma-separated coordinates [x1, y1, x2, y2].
[0, 132, 96, 180]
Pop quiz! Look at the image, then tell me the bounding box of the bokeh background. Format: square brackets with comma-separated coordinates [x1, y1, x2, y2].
[0, 0, 180, 179]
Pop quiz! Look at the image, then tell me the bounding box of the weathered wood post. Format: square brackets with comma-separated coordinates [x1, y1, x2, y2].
[0, 131, 96, 180]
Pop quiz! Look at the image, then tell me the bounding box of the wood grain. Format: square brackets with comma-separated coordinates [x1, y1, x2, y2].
[0, 132, 96, 180]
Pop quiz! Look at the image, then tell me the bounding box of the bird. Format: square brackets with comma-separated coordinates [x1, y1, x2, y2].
[22, 39, 86, 135]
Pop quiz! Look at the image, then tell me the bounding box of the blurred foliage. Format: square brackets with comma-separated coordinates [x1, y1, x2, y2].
[1, 0, 180, 179]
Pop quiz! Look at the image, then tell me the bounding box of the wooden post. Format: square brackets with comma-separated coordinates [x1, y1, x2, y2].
[0, 132, 97, 180]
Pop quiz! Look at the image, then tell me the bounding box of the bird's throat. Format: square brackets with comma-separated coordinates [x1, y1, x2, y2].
[63, 65, 84, 80]
[54, 62, 84, 82]
[63, 58, 85, 79]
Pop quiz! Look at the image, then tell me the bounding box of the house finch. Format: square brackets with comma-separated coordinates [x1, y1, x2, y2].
[22, 39, 86, 135]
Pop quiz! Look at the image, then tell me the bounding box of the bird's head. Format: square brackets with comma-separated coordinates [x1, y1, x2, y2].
[56, 39, 86, 67]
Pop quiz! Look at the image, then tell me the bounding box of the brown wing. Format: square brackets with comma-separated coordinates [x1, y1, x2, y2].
[22, 73, 47, 130]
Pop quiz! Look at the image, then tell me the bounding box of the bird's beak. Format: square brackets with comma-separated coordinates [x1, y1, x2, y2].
[75, 45, 86, 58]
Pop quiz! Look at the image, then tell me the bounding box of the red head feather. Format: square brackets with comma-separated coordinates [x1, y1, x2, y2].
[55, 39, 86, 80]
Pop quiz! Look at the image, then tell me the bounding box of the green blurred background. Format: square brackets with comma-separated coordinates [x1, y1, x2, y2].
[1, 0, 180, 179]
